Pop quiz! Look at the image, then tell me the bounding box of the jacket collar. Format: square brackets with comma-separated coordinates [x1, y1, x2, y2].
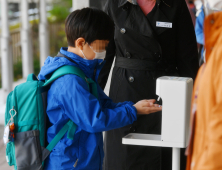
[127, 0, 138, 5]
[118, 0, 133, 7]
[118, 0, 171, 8]
[38, 47, 105, 81]
[60, 47, 103, 80]
[122, 0, 171, 37]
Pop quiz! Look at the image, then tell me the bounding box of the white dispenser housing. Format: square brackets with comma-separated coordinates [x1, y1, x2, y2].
[157, 76, 193, 147]
[122, 76, 193, 148]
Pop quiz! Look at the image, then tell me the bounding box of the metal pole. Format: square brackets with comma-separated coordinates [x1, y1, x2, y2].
[21, 0, 33, 79]
[39, 0, 49, 67]
[172, 148, 180, 170]
[72, 0, 90, 11]
[1, 0, 13, 102]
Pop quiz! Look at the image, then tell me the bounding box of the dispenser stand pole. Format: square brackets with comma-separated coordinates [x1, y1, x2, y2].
[172, 147, 180, 170]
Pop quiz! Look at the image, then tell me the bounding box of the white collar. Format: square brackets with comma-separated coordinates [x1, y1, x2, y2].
[127, 0, 138, 5]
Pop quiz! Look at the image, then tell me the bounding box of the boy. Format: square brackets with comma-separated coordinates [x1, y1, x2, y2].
[38, 8, 162, 170]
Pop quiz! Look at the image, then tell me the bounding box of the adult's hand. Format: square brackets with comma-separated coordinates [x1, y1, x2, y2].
[134, 99, 162, 115]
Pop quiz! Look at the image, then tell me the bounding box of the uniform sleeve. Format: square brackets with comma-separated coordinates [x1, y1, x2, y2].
[98, 0, 116, 90]
[58, 75, 137, 133]
[175, 0, 199, 80]
[207, 55, 222, 168]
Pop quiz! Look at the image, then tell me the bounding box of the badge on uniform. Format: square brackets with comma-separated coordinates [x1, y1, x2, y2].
[156, 21, 172, 28]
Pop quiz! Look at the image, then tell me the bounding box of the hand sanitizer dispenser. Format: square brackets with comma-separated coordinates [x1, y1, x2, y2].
[156, 76, 193, 147]
[122, 76, 193, 170]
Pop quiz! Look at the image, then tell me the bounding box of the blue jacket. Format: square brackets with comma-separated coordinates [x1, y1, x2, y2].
[38, 47, 137, 170]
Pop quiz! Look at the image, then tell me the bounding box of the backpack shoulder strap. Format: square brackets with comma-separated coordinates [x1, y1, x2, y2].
[42, 120, 76, 162]
[43, 65, 87, 87]
[40, 65, 99, 162]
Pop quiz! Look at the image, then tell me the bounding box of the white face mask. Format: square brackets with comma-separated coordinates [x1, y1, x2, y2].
[89, 45, 106, 60]
[80, 44, 106, 60]
[80, 50, 88, 60]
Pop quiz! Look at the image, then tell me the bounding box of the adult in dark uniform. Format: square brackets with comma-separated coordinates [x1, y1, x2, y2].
[98, 0, 199, 170]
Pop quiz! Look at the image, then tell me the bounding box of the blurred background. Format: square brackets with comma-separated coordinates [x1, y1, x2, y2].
[0, 0, 106, 89]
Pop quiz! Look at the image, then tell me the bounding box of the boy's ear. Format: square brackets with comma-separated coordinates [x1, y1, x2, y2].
[75, 38, 86, 50]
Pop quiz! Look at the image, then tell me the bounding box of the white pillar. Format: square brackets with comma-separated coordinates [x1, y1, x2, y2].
[72, 0, 90, 11]
[39, 0, 49, 67]
[1, 0, 13, 102]
[172, 148, 180, 170]
[21, 0, 33, 79]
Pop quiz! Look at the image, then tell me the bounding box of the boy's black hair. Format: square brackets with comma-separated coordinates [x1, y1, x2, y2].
[65, 8, 114, 47]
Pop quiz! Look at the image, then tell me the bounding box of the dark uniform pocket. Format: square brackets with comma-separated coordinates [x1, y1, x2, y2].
[14, 130, 43, 170]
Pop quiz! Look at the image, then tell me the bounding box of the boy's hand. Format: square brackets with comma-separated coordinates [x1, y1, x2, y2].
[134, 99, 162, 115]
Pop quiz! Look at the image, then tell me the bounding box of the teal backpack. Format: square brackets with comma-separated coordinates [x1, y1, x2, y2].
[4, 65, 98, 170]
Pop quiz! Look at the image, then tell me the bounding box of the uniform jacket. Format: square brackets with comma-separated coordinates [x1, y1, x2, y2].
[186, 12, 222, 170]
[38, 47, 137, 170]
[98, 0, 199, 170]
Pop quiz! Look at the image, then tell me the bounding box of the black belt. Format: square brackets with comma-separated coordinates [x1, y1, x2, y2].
[115, 57, 177, 72]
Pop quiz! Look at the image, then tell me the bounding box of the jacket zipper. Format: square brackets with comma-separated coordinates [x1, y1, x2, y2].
[73, 159, 78, 168]
[94, 68, 97, 81]
[94, 61, 104, 80]
[94, 68, 97, 77]
[98, 147, 101, 170]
